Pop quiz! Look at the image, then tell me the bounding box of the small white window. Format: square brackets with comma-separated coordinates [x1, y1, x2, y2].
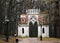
[22, 28, 24, 34]
[43, 28, 45, 33]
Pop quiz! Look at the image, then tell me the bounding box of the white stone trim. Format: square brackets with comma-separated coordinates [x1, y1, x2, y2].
[18, 25, 49, 37]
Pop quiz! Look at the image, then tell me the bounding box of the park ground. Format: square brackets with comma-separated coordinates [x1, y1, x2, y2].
[0, 36, 60, 43]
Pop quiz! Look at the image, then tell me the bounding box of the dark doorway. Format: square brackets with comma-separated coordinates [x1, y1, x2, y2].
[29, 22, 38, 37]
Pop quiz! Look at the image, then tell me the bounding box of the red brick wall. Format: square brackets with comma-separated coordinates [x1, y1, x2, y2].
[20, 14, 28, 24]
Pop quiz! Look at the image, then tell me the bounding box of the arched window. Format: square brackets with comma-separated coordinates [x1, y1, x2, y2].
[22, 28, 24, 34]
[43, 28, 44, 33]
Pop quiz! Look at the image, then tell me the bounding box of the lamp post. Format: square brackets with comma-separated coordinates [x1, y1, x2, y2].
[5, 19, 9, 42]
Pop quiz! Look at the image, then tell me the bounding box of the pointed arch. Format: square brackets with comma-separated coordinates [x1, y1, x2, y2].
[29, 21, 38, 37]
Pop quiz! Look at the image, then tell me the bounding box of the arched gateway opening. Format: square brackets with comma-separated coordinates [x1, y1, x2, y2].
[29, 22, 38, 37]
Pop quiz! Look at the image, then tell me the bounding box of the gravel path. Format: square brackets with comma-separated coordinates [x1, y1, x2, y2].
[18, 38, 60, 43]
[4, 38, 60, 43]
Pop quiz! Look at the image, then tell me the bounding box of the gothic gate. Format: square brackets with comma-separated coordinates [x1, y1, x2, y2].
[29, 22, 38, 37]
